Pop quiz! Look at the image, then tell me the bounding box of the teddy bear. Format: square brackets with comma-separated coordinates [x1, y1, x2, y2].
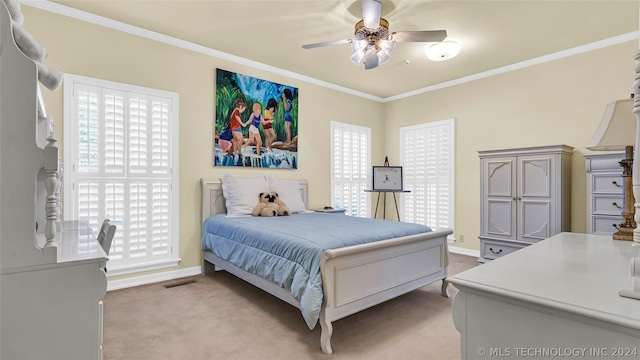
[252, 192, 291, 217]
[2, 0, 63, 91]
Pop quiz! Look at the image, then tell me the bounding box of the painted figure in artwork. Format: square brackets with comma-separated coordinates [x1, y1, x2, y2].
[229, 99, 247, 155]
[282, 89, 293, 143]
[218, 124, 233, 157]
[245, 102, 264, 156]
[263, 98, 277, 151]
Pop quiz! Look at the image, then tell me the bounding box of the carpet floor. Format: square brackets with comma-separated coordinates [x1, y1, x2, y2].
[103, 253, 477, 360]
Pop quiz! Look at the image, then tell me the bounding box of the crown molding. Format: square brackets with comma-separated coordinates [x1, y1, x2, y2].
[21, 0, 383, 102]
[22, 1, 638, 104]
[384, 31, 639, 103]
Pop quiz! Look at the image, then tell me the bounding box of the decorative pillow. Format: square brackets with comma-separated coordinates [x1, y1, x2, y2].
[267, 176, 307, 214]
[221, 174, 268, 217]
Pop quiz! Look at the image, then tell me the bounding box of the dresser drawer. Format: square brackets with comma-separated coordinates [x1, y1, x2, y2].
[591, 215, 620, 236]
[591, 174, 624, 194]
[480, 239, 529, 260]
[592, 194, 624, 215]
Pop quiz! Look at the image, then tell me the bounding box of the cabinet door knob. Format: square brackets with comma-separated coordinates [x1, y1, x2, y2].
[613, 180, 622, 188]
[613, 202, 622, 209]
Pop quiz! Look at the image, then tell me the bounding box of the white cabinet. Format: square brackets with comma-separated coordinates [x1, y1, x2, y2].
[478, 145, 573, 263]
[449, 233, 640, 360]
[585, 153, 625, 236]
[0, 3, 108, 359]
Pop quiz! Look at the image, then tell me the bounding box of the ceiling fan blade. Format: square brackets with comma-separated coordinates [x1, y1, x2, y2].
[391, 30, 448, 43]
[362, 0, 381, 29]
[302, 39, 352, 49]
[364, 50, 379, 70]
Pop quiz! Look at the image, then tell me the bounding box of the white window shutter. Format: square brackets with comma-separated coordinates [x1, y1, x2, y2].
[77, 181, 100, 229]
[64, 74, 179, 274]
[152, 181, 171, 257]
[128, 181, 148, 261]
[400, 119, 454, 232]
[104, 181, 125, 261]
[103, 92, 126, 174]
[330, 122, 371, 217]
[74, 86, 100, 173]
[151, 98, 171, 174]
[128, 96, 149, 175]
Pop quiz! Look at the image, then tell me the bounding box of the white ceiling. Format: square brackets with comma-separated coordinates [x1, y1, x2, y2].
[45, 0, 639, 99]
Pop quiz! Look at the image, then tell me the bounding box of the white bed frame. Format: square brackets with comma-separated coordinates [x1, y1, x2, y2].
[200, 178, 453, 354]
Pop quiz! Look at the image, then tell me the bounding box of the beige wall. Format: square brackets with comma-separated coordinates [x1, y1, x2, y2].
[23, 7, 384, 280]
[22, 6, 638, 276]
[384, 41, 637, 251]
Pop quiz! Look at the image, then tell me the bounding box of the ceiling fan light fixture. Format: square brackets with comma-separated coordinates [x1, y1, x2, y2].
[351, 51, 365, 65]
[352, 39, 368, 53]
[301, 0, 449, 70]
[378, 39, 395, 54]
[377, 50, 391, 64]
[355, 18, 390, 37]
[425, 41, 462, 61]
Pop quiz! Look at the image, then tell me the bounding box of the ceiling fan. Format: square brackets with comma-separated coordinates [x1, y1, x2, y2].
[302, 0, 448, 70]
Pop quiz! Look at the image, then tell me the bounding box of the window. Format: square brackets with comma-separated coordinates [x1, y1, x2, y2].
[63, 74, 179, 275]
[330, 121, 371, 217]
[400, 119, 454, 235]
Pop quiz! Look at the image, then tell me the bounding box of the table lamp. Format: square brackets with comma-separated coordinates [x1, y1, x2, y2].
[586, 96, 636, 241]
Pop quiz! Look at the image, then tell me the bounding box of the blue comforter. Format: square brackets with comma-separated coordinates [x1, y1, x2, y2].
[201, 212, 433, 329]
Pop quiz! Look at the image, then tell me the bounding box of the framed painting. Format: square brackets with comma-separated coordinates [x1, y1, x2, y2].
[214, 69, 298, 168]
[372, 166, 403, 191]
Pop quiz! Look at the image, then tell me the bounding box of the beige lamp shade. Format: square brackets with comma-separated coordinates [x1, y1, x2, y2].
[586, 98, 636, 151]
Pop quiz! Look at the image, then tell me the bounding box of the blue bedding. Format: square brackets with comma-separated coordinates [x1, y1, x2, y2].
[201, 212, 433, 329]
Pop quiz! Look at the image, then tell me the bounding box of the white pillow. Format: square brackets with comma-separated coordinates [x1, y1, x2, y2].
[221, 174, 268, 217]
[267, 176, 307, 214]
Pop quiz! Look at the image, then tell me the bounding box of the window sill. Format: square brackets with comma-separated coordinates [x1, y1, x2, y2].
[106, 258, 181, 277]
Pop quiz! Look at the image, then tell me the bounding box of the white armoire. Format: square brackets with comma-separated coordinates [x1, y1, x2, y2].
[478, 145, 573, 264]
[0, 2, 108, 359]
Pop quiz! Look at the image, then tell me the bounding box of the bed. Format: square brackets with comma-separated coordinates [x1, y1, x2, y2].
[200, 177, 453, 354]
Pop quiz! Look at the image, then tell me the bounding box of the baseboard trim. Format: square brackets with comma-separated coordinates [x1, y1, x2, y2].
[449, 246, 480, 258]
[107, 266, 202, 291]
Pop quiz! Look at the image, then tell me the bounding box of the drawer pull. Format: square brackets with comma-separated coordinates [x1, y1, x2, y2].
[612, 202, 622, 209]
[612, 181, 623, 188]
[489, 247, 503, 255]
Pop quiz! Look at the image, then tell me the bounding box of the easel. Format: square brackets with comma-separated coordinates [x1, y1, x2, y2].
[365, 157, 410, 220]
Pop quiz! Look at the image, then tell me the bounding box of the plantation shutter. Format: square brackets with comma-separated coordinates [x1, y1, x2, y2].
[66, 77, 178, 272]
[400, 119, 454, 232]
[330, 121, 370, 217]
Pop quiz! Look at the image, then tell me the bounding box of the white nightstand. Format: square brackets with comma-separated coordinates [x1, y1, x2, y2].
[312, 208, 346, 214]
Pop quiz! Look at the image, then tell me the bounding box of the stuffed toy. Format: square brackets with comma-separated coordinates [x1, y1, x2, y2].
[274, 193, 291, 216]
[2, 0, 63, 91]
[252, 192, 291, 217]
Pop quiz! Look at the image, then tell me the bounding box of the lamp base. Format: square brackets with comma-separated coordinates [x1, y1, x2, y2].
[613, 145, 636, 241]
[613, 225, 635, 241]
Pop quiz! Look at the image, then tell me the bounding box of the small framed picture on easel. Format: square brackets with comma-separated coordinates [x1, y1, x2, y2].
[372, 166, 403, 191]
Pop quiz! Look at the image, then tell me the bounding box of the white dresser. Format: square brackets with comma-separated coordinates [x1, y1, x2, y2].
[449, 232, 640, 360]
[478, 145, 573, 264]
[585, 153, 625, 235]
[0, 3, 108, 359]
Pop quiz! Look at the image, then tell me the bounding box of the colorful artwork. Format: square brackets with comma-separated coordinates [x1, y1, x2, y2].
[214, 69, 298, 168]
